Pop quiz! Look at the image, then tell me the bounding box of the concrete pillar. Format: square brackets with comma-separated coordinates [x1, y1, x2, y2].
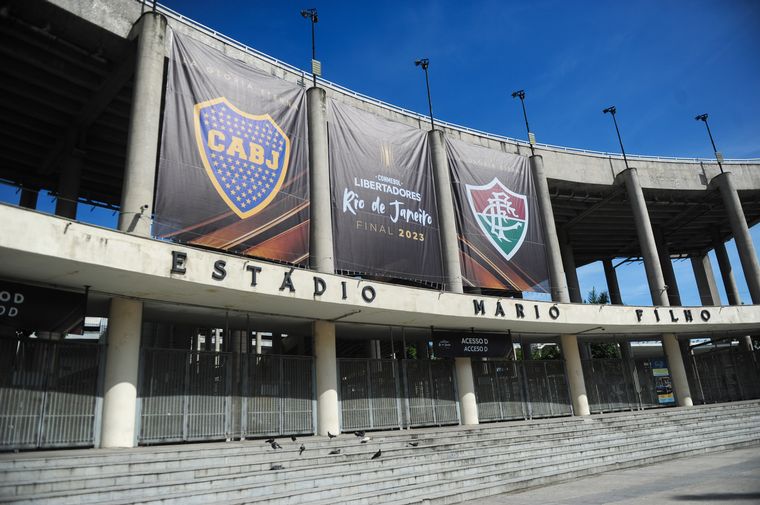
[19, 187, 38, 209]
[314, 320, 339, 436]
[662, 334, 693, 407]
[214, 328, 221, 353]
[561, 334, 590, 416]
[714, 172, 760, 303]
[691, 254, 720, 306]
[306, 87, 335, 273]
[255, 332, 262, 354]
[55, 152, 83, 219]
[558, 229, 583, 303]
[654, 228, 682, 306]
[530, 155, 570, 303]
[100, 297, 142, 448]
[713, 236, 741, 305]
[428, 130, 463, 292]
[532, 155, 588, 415]
[455, 357, 478, 425]
[603, 258, 623, 305]
[620, 167, 692, 406]
[368, 339, 381, 359]
[118, 12, 166, 236]
[620, 168, 668, 306]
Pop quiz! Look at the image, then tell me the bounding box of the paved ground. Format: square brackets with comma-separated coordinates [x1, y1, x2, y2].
[463, 447, 760, 505]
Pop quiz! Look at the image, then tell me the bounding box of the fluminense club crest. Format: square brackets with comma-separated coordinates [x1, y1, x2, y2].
[465, 178, 528, 261]
[194, 97, 291, 219]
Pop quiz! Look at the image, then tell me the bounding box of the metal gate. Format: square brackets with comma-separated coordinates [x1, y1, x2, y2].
[472, 360, 526, 421]
[402, 360, 459, 427]
[582, 359, 638, 413]
[521, 360, 572, 418]
[691, 349, 760, 404]
[338, 359, 402, 431]
[244, 354, 314, 437]
[0, 337, 102, 450]
[139, 349, 314, 444]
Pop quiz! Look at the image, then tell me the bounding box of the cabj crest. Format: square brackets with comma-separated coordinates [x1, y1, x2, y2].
[466, 178, 529, 261]
[194, 97, 291, 219]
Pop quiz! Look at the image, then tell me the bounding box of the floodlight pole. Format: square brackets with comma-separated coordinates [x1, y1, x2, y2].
[511, 90, 534, 156]
[603, 105, 629, 170]
[415, 58, 435, 131]
[695, 113, 724, 174]
[301, 8, 318, 87]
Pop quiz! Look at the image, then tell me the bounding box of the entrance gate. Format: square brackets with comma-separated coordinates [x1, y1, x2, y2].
[582, 358, 638, 413]
[691, 349, 760, 403]
[139, 349, 314, 444]
[0, 337, 102, 450]
[337, 359, 459, 430]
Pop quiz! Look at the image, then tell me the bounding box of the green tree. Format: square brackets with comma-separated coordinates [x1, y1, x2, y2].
[585, 287, 619, 358]
[585, 286, 610, 305]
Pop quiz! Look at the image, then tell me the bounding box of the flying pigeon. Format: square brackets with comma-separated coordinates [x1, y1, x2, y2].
[371, 449, 382, 460]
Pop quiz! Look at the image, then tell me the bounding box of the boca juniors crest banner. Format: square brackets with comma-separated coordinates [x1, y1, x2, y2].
[155, 33, 309, 264]
[446, 137, 548, 292]
[327, 100, 443, 284]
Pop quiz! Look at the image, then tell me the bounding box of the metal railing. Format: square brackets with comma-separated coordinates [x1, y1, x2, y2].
[690, 349, 760, 404]
[582, 359, 638, 413]
[338, 358, 403, 431]
[0, 337, 102, 450]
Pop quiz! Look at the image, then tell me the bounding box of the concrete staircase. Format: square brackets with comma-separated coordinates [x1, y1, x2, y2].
[2, 401, 759, 505]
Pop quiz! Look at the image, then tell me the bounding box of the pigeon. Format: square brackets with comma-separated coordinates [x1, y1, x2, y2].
[360, 436, 371, 444]
[328, 448, 341, 455]
[327, 431, 337, 439]
[407, 441, 419, 447]
[354, 430, 365, 438]
[265, 438, 275, 444]
[299, 444, 306, 455]
[271, 441, 282, 450]
[371, 449, 382, 460]
[291, 435, 297, 442]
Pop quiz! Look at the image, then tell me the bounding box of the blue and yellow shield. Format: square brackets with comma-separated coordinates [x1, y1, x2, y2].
[194, 97, 291, 219]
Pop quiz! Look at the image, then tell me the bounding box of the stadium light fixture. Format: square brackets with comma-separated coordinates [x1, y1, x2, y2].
[300, 8, 319, 87]
[511, 89, 535, 155]
[695, 113, 724, 174]
[602, 105, 630, 170]
[415, 58, 435, 131]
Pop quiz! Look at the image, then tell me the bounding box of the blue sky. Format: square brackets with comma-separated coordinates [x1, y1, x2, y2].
[3, 0, 758, 306]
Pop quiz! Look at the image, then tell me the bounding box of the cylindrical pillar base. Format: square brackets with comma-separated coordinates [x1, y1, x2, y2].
[455, 357, 479, 425]
[100, 297, 143, 448]
[561, 334, 590, 416]
[662, 333, 693, 407]
[314, 320, 339, 436]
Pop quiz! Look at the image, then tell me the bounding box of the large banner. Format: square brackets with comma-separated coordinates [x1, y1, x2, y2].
[328, 100, 443, 284]
[1, 281, 85, 335]
[446, 137, 548, 292]
[155, 33, 309, 264]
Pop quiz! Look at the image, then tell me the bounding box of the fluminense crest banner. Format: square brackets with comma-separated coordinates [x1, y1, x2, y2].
[327, 100, 443, 284]
[155, 33, 309, 264]
[446, 137, 548, 292]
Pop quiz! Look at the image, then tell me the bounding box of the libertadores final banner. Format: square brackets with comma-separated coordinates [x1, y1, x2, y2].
[327, 100, 443, 284]
[155, 33, 309, 265]
[446, 137, 549, 292]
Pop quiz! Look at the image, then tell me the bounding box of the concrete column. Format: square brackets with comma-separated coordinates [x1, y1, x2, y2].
[603, 258, 623, 305]
[429, 130, 463, 292]
[255, 332, 262, 354]
[306, 87, 335, 273]
[532, 155, 587, 415]
[620, 167, 692, 405]
[214, 328, 221, 353]
[714, 172, 760, 303]
[558, 229, 583, 303]
[691, 254, 720, 305]
[713, 236, 741, 305]
[118, 12, 167, 236]
[561, 334, 590, 416]
[654, 228, 682, 306]
[530, 155, 570, 303]
[19, 187, 38, 209]
[314, 320, 339, 436]
[662, 334, 693, 407]
[101, 297, 142, 448]
[620, 168, 668, 306]
[455, 357, 478, 425]
[55, 152, 83, 219]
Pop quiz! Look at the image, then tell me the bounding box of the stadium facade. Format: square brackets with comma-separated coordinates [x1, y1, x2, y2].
[1, 0, 759, 451]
